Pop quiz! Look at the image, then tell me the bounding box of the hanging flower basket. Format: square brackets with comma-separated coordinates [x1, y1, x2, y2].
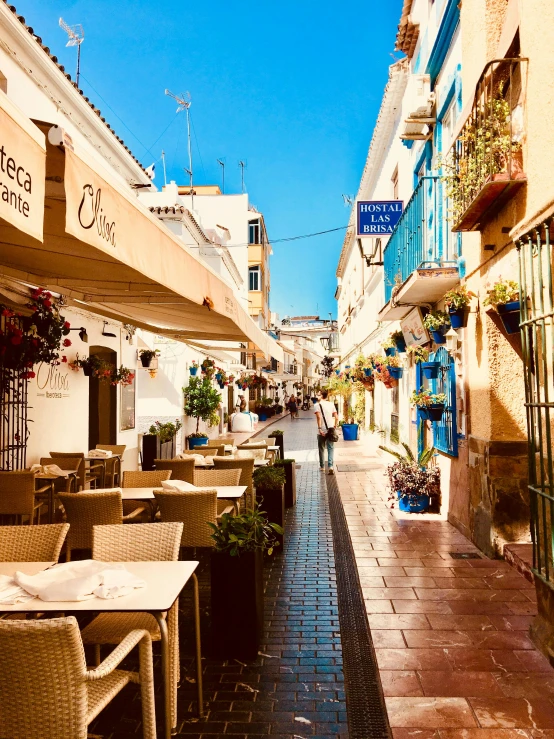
[363, 368, 372, 377]
[431, 328, 447, 344]
[422, 361, 440, 379]
[449, 307, 469, 329]
[384, 347, 397, 357]
[496, 301, 521, 334]
[388, 366, 404, 380]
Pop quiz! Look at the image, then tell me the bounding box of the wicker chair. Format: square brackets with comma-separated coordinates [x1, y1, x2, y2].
[0, 523, 69, 562]
[39, 457, 80, 493]
[193, 468, 241, 487]
[82, 522, 183, 728]
[154, 458, 195, 484]
[122, 470, 172, 519]
[154, 490, 234, 548]
[0, 470, 47, 524]
[204, 444, 226, 456]
[49, 452, 103, 491]
[96, 444, 126, 486]
[58, 491, 145, 561]
[213, 457, 255, 508]
[0, 616, 156, 739]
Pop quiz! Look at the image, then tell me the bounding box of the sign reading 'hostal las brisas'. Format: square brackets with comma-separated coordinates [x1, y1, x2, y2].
[357, 200, 403, 236]
[0, 90, 45, 242]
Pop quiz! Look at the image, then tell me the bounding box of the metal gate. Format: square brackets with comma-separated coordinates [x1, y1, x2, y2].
[518, 217, 554, 587]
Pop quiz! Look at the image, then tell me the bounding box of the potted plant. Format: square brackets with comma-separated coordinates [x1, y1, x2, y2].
[410, 388, 448, 422]
[380, 443, 440, 513]
[183, 375, 222, 448]
[110, 365, 135, 386]
[189, 360, 199, 376]
[373, 359, 396, 389]
[268, 429, 285, 458]
[69, 353, 103, 377]
[253, 466, 286, 550]
[391, 330, 407, 353]
[209, 505, 283, 659]
[138, 348, 160, 368]
[406, 345, 429, 364]
[444, 285, 475, 329]
[384, 354, 404, 380]
[484, 279, 521, 334]
[423, 311, 450, 344]
[381, 336, 397, 357]
[201, 357, 216, 378]
[142, 418, 183, 470]
[274, 457, 296, 507]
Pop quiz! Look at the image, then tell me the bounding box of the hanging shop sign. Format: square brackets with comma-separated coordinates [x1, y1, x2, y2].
[0, 90, 45, 242]
[400, 307, 429, 347]
[357, 200, 403, 236]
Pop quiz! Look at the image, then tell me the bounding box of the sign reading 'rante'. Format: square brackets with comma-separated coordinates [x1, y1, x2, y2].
[357, 200, 403, 236]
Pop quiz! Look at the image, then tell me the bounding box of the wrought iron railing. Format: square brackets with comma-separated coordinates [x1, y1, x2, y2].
[383, 176, 457, 303]
[449, 57, 527, 231]
[0, 312, 30, 470]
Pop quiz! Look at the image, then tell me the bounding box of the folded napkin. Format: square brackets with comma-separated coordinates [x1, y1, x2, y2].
[7, 560, 145, 602]
[87, 449, 113, 458]
[0, 574, 33, 605]
[30, 463, 67, 477]
[161, 480, 198, 492]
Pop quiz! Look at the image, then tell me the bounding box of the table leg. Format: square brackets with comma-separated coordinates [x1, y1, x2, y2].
[154, 612, 172, 738]
[192, 573, 204, 718]
[48, 481, 55, 524]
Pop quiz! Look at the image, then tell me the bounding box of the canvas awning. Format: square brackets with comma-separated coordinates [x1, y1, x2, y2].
[0, 124, 282, 362]
[0, 90, 45, 242]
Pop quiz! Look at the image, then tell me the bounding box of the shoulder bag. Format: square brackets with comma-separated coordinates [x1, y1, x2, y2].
[319, 402, 339, 443]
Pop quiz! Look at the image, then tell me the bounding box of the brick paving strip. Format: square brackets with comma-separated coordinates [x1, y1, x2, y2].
[332, 433, 554, 738]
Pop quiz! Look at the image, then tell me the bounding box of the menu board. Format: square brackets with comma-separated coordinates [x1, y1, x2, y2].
[120, 375, 136, 431]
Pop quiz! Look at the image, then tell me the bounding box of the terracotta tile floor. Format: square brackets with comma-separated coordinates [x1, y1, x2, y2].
[332, 434, 554, 738]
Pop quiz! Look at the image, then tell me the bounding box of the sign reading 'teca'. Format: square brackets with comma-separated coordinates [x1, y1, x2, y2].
[357, 200, 403, 236]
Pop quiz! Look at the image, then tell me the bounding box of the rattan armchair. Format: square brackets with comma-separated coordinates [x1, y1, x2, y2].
[0, 523, 69, 562]
[186, 447, 216, 458]
[122, 470, 171, 519]
[82, 522, 183, 728]
[154, 458, 195, 483]
[49, 451, 103, 491]
[193, 468, 241, 487]
[96, 444, 126, 486]
[154, 489, 234, 548]
[213, 457, 255, 508]
[204, 444, 226, 456]
[0, 616, 156, 739]
[0, 470, 46, 524]
[58, 491, 145, 561]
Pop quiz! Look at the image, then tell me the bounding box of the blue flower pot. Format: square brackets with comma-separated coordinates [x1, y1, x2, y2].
[395, 337, 407, 353]
[497, 301, 521, 334]
[215, 373, 222, 381]
[398, 493, 430, 513]
[449, 308, 469, 329]
[385, 347, 397, 357]
[418, 407, 430, 421]
[431, 329, 446, 344]
[259, 413, 268, 422]
[388, 366, 403, 380]
[335, 370, 340, 375]
[422, 361, 440, 379]
[189, 367, 198, 376]
[363, 368, 372, 377]
[341, 423, 358, 441]
[188, 436, 208, 449]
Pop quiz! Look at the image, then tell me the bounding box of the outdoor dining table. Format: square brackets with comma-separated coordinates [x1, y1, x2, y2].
[34, 469, 79, 523]
[194, 458, 270, 467]
[84, 454, 122, 488]
[120, 485, 247, 515]
[0, 560, 202, 738]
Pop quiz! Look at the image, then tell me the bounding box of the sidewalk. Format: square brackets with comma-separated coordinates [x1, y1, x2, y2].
[333, 431, 554, 736]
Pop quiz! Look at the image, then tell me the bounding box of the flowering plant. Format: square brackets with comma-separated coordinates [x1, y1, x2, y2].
[68, 354, 104, 376]
[111, 365, 135, 386]
[423, 311, 451, 331]
[148, 419, 183, 443]
[201, 358, 216, 377]
[444, 284, 476, 310]
[483, 279, 519, 308]
[406, 345, 429, 363]
[0, 288, 71, 377]
[410, 388, 448, 407]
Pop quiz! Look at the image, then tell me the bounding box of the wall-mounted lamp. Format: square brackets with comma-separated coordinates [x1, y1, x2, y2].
[69, 327, 88, 343]
[102, 321, 117, 338]
[445, 327, 460, 356]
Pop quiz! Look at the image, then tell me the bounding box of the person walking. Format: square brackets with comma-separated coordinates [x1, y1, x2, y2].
[314, 389, 338, 474]
[288, 395, 298, 419]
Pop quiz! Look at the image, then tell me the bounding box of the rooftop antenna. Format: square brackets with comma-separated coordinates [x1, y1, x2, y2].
[342, 194, 354, 207]
[59, 17, 84, 88]
[238, 160, 247, 194]
[217, 158, 225, 194]
[161, 150, 167, 187]
[165, 89, 193, 203]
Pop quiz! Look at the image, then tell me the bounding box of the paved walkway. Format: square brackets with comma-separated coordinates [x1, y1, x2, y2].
[332, 431, 554, 737]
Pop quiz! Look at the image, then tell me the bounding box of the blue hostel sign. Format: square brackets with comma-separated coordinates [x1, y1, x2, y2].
[357, 200, 403, 236]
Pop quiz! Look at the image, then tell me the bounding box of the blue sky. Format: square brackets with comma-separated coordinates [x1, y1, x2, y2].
[16, 0, 403, 319]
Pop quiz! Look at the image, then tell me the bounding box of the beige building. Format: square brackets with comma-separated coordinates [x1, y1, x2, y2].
[248, 213, 272, 330]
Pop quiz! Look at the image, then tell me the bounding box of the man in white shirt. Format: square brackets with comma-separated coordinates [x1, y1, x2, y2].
[314, 389, 338, 474]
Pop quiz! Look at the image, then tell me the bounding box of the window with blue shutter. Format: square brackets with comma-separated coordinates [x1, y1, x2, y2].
[415, 347, 458, 457]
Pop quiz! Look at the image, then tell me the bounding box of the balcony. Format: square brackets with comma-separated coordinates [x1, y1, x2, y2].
[379, 176, 459, 321]
[448, 58, 527, 232]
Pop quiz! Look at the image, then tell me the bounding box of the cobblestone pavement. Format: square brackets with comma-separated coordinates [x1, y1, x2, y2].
[90, 410, 349, 738]
[332, 432, 554, 738]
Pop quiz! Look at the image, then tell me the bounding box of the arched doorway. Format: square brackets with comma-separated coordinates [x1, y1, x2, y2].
[88, 345, 117, 449]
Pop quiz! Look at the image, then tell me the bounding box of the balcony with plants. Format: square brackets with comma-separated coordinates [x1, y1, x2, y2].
[444, 57, 527, 232]
[379, 175, 460, 321]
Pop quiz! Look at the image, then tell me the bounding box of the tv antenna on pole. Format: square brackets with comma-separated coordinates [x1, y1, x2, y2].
[59, 18, 84, 88]
[217, 158, 225, 194]
[342, 194, 355, 207]
[161, 150, 167, 187]
[165, 89, 193, 202]
[238, 160, 247, 194]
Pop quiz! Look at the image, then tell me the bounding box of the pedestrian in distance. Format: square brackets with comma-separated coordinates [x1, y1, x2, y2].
[288, 395, 298, 419]
[314, 389, 338, 474]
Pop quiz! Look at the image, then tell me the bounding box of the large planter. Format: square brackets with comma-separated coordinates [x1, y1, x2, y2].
[211, 549, 264, 659]
[399, 493, 430, 513]
[269, 434, 284, 458]
[384, 347, 397, 357]
[276, 460, 296, 507]
[388, 366, 403, 380]
[449, 307, 469, 329]
[497, 301, 521, 335]
[341, 423, 358, 441]
[431, 329, 447, 345]
[188, 436, 208, 450]
[255, 484, 285, 550]
[140, 355, 153, 368]
[259, 413, 268, 422]
[142, 435, 175, 471]
[189, 366, 198, 376]
[418, 404, 445, 422]
[422, 361, 440, 379]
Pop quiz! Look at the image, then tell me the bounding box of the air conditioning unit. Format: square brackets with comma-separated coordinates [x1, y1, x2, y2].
[401, 75, 436, 142]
